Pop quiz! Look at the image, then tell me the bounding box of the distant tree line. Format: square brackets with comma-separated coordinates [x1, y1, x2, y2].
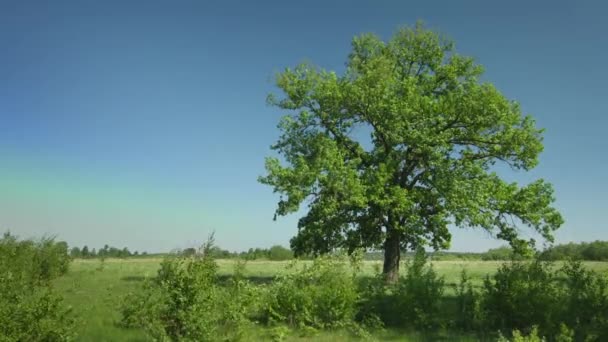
[70, 244, 147, 259]
[479, 241, 608, 261]
[365, 241, 608, 262]
[70, 240, 608, 262]
[179, 245, 294, 261]
[539, 240, 608, 261]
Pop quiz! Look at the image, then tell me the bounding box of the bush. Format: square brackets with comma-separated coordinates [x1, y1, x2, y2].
[481, 260, 560, 336]
[454, 269, 483, 331]
[496, 326, 545, 342]
[263, 255, 359, 329]
[557, 260, 608, 340]
[356, 263, 388, 330]
[0, 287, 75, 341]
[0, 232, 75, 341]
[121, 236, 254, 341]
[0, 233, 70, 286]
[392, 248, 445, 330]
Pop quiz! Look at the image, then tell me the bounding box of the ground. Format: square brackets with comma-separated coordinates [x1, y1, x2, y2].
[53, 258, 608, 341]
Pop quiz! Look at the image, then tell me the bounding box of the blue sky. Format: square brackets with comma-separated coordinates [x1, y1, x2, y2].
[1, 0, 606, 253]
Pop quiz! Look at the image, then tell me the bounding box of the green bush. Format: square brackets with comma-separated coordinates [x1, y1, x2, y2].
[557, 260, 608, 340]
[496, 326, 545, 342]
[0, 233, 70, 286]
[393, 249, 445, 330]
[481, 260, 560, 336]
[0, 287, 75, 341]
[263, 255, 359, 329]
[121, 237, 254, 341]
[479, 259, 608, 340]
[0, 232, 75, 341]
[356, 263, 388, 329]
[454, 269, 483, 331]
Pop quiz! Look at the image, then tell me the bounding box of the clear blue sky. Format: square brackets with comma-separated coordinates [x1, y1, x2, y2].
[1, 1, 606, 253]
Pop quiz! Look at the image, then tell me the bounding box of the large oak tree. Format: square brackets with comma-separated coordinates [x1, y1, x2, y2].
[260, 24, 563, 282]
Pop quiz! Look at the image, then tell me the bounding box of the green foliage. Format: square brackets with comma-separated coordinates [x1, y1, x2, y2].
[481, 260, 560, 336]
[0, 287, 76, 342]
[497, 325, 574, 342]
[540, 240, 608, 261]
[558, 260, 608, 340]
[454, 269, 483, 331]
[120, 236, 255, 341]
[267, 245, 294, 261]
[239, 246, 294, 261]
[0, 233, 71, 286]
[73, 244, 140, 259]
[263, 255, 360, 329]
[555, 324, 575, 342]
[261, 22, 562, 279]
[357, 250, 446, 332]
[481, 246, 530, 261]
[0, 232, 75, 341]
[393, 249, 445, 330]
[478, 259, 608, 340]
[497, 326, 545, 342]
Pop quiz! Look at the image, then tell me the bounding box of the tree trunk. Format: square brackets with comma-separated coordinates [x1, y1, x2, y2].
[383, 231, 401, 283]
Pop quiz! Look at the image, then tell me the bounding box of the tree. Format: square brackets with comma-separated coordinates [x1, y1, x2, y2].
[182, 247, 197, 257]
[69, 246, 81, 258]
[81, 245, 90, 258]
[268, 245, 294, 261]
[260, 23, 563, 282]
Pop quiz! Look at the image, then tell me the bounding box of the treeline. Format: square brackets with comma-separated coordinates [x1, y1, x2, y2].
[69, 243, 295, 261]
[480, 241, 608, 261]
[70, 240, 608, 261]
[70, 244, 147, 258]
[540, 240, 608, 261]
[180, 245, 294, 261]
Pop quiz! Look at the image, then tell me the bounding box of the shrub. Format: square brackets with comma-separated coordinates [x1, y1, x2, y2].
[454, 269, 483, 331]
[0, 287, 75, 341]
[496, 326, 545, 342]
[0, 233, 71, 286]
[557, 260, 608, 340]
[473, 258, 608, 340]
[481, 260, 560, 337]
[0, 232, 75, 341]
[393, 248, 445, 330]
[356, 263, 388, 329]
[496, 324, 575, 342]
[263, 255, 359, 329]
[120, 236, 254, 341]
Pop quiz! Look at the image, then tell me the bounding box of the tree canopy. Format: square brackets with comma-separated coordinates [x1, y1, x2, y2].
[260, 23, 563, 281]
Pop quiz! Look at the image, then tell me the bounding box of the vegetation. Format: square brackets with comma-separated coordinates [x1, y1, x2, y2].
[0, 233, 75, 341]
[3, 17, 605, 342]
[70, 244, 144, 258]
[262, 254, 361, 330]
[38, 249, 608, 341]
[120, 236, 256, 341]
[540, 240, 608, 261]
[7, 228, 605, 341]
[260, 22, 562, 281]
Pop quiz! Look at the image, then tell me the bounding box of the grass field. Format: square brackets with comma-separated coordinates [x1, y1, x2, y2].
[53, 258, 608, 341]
